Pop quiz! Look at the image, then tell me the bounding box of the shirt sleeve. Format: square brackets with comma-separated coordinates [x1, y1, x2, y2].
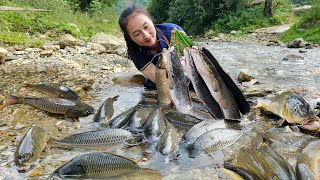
[130, 49, 149, 71]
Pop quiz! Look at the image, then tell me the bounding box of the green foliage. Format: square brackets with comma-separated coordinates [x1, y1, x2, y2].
[167, 0, 249, 35]
[0, 0, 120, 47]
[280, 1, 320, 43]
[0, 32, 44, 47]
[148, 0, 171, 23]
[212, 1, 293, 33]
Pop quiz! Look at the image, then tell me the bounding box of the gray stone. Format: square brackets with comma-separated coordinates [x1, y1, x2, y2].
[282, 54, 304, 61]
[59, 34, 77, 49]
[40, 49, 54, 57]
[0, 47, 8, 64]
[91, 32, 125, 53]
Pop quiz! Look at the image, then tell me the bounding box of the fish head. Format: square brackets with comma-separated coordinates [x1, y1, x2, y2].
[53, 160, 85, 177]
[157, 49, 168, 69]
[283, 94, 315, 124]
[68, 103, 94, 117]
[15, 152, 33, 166]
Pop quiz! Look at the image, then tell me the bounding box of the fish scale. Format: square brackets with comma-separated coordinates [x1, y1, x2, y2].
[189, 128, 242, 157]
[53, 152, 142, 178]
[51, 129, 134, 151]
[25, 97, 76, 114]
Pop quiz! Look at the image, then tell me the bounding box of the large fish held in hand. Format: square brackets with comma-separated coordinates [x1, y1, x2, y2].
[184, 48, 224, 119]
[14, 126, 49, 166]
[23, 83, 80, 101]
[257, 91, 320, 131]
[191, 47, 241, 119]
[155, 48, 172, 107]
[166, 47, 212, 120]
[2, 95, 94, 118]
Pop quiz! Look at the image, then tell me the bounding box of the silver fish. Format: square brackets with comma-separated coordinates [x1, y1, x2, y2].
[106, 106, 137, 128]
[184, 48, 224, 119]
[164, 111, 202, 129]
[51, 129, 134, 151]
[93, 95, 119, 123]
[191, 47, 240, 119]
[14, 126, 49, 166]
[157, 119, 179, 155]
[189, 128, 242, 157]
[126, 105, 154, 134]
[143, 107, 167, 142]
[52, 152, 145, 178]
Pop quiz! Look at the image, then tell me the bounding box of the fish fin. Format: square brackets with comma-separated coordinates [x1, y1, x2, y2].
[210, 76, 220, 92]
[201, 47, 250, 115]
[112, 95, 120, 101]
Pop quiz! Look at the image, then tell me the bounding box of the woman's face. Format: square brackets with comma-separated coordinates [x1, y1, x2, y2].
[126, 13, 157, 47]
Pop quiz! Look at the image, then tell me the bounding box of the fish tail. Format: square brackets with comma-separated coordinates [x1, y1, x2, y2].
[0, 94, 23, 109]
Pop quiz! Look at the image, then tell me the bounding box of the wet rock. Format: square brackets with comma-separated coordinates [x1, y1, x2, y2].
[13, 123, 25, 130]
[282, 54, 304, 61]
[13, 45, 24, 51]
[0, 47, 8, 64]
[237, 71, 255, 82]
[40, 49, 54, 57]
[305, 44, 314, 49]
[101, 66, 113, 71]
[13, 51, 26, 55]
[90, 32, 125, 53]
[204, 30, 215, 38]
[299, 50, 307, 53]
[59, 34, 77, 49]
[87, 42, 106, 53]
[287, 38, 307, 48]
[42, 43, 60, 51]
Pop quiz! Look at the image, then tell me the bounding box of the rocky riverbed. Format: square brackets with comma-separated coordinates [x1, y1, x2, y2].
[0, 26, 319, 179]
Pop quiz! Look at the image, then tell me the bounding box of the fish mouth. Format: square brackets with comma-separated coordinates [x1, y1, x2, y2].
[299, 118, 320, 132]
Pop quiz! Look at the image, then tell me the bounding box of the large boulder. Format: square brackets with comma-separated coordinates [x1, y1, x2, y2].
[59, 34, 77, 49]
[90, 33, 125, 54]
[0, 47, 8, 64]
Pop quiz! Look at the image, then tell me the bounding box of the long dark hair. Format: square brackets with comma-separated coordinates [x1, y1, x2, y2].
[118, 5, 155, 60]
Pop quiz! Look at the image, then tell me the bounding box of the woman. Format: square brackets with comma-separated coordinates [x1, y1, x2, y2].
[118, 5, 186, 90]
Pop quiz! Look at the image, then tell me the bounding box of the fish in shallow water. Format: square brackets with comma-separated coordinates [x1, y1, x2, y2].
[157, 119, 179, 155]
[14, 126, 49, 166]
[143, 107, 167, 142]
[50, 129, 136, 151]
[23, 83, 80, 100]
[189, 128, 242, 158]
[52, 152, 161, 179]
[191, 47, 241, 119]
[2, 95, 94, 117]
[93, 95, 119, 123]
[106, 106, 138, 128]
[155, 48, 172, 107]
[164, 111, 202, 129]
[257, 91, 318, 126]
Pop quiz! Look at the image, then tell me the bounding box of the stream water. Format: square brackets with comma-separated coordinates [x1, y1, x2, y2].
[0, 41, 319, 179]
